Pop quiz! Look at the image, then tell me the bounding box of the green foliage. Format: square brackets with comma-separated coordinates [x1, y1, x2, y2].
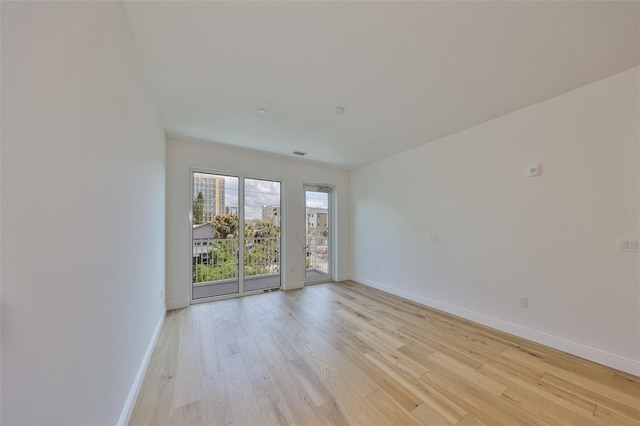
[212, 263, 239, 281]
[244, 264, 270, 277]
[196, 263, 214, 282]
[244, 236, 279, 277]
[213, 214, 239, 239]
[244, 222, 255, 239]
[196, 263, 239, 282]
[253, 220, 280, 238]
[194, 217, 282, 283]
[193, 192, 205, 224]
[211, 241, 238, 266]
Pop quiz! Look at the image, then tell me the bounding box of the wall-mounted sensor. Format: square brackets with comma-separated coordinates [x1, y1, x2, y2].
[527, 164, 542, 177]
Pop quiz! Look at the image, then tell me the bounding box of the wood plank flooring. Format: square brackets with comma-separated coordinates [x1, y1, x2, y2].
[130, 281, 640, 425]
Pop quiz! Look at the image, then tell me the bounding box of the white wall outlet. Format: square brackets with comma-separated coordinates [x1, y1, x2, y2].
[518, 297, 528, 308]
[527, 164, 541, 177]
[427, 233, 437, 241]
[618, 239, 640, 252]
[160, 289, 163, 299]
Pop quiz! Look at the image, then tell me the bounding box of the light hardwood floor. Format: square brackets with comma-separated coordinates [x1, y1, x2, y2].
[130, 281, 640, 425]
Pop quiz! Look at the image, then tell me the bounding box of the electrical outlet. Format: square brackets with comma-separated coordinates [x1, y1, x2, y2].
[160, 289, 163, 299]
[518, 297, 528, 308]
[527, 164, 541, 177]
[427, 233, 437, 241]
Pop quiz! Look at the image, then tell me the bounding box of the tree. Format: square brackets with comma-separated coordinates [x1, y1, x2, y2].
[193, 192, 204, 224]
[212, 214, 239, 239]
[253, 220, 280, 239]
[244, 222, 255, 239]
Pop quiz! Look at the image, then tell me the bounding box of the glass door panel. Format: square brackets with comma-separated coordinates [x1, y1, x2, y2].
[244, 178, 281, 291]
[304, 185, 332, 284]
[192, 172, 240, 300]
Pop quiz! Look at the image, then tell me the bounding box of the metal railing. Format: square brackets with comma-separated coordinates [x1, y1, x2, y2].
[244, 237, 280, 277]
[192, 237, 280, 285]
[306, 235, 328, 274]
[192, 238, 239, 284]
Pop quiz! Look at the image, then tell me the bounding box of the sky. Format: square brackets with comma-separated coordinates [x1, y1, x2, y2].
[196, 173, 328, 220]
[221, 176, 281, 219]
[305, 191, 328, 209]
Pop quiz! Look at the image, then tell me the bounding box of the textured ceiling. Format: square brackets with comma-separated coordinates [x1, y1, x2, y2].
[124, 1, 639, 169]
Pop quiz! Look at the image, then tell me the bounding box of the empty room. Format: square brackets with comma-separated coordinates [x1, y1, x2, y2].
[1, 1, 639, 425]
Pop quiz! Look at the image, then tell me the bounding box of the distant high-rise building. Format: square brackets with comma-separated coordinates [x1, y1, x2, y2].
[225, 206, 238, 216]
[262, 204, 280, 227]
[193, 173, 226, 222]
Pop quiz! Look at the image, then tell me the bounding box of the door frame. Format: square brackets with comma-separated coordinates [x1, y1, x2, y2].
[189, 167, 285, 304]
[303, 183, 333, 285]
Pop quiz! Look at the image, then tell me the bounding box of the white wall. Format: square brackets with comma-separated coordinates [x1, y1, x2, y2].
[166, 137, 350, 309]
[1, 2, 166, 425]
[351, 67, 640, 375]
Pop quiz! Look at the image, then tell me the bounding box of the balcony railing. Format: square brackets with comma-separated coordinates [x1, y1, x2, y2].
[192, 234, 327, 291]
[192, 237, 280, 285]
[244, 237, 280, 277]
[306, 235, 328, 275]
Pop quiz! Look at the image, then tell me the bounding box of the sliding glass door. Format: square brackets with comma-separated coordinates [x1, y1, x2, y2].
[243, 178, 281, 292]
[192, 172, 240, 299]
[191, 171, 281, 302]
[304, 185, 332, 285]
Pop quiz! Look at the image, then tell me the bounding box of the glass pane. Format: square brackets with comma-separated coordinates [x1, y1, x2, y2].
[244, 178, 281, 291]
[305, 189, 330, 281]
[192, 172, 240, 299]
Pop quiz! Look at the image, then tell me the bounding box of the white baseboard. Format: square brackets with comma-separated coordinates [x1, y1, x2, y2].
[117, 309, 166, 426]
[353, 276, 640, 377]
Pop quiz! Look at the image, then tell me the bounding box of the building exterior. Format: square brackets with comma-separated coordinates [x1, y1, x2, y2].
[225, 206, 238, 216]
[192, 223, 215, 240]
[306, 207, 328, 231]
[193, 173, 225, 222]
[262, 204, 281, 226]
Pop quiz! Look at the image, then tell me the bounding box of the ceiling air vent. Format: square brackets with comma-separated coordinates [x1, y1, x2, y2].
[293, 151, 307, 156]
